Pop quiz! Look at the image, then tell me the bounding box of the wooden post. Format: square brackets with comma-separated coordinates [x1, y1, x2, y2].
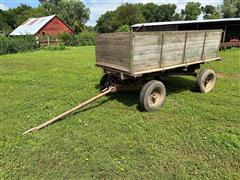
[47, 36, 50, 47]
[222, 23, 228, 43]
[159, 32, 164, 68]
[182, 32, 188, 64]
[23, 86, 116, 134]
[201, 31, 207, 61]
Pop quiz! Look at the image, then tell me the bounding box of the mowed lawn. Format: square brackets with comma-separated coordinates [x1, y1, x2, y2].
[0, 47, 239, 179]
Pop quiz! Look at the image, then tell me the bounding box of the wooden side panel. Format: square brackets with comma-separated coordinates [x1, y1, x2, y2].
[133, 34, 161, 72]
[96, 33, 131, 72]
[185, 31, 205, 63]
[203, 31, 222, 60]
[162, 32, 185, 67]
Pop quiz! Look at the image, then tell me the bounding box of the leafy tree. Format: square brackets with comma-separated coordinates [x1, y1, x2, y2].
[40, 0, 90, 33]
[182, 2, 201, 20]
[96, 11, 119, 33]
[156, 4, 178, 21]
[115, 3, 145, 26]
[222, 0, 240, 17]
[96, 3, 145, 33]
[201, 5, 221, 19]
[116, 25, 130, 32]
[139, 3, 159, 22]
[0, 10, 13, 34]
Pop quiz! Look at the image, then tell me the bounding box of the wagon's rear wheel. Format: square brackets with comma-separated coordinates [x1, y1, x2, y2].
[140, 80, 166, 112]
[196, 69, 216, 93]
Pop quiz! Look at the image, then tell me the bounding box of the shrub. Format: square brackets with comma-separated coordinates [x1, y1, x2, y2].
[116, 25, 131, 32]
[0, 36, 37, 55]
[58, 32, 96, 46]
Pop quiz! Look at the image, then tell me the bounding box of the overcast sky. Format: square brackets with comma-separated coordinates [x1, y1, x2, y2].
[0, 0, 223, 26]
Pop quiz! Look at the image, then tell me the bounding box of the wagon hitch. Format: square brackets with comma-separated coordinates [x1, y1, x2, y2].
[23, 86, 117, 134]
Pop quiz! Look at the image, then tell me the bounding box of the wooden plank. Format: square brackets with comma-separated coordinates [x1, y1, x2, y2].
[162, 32, 185, 67]
[96, 32, 131, 72]
[185, 31, 205, 63]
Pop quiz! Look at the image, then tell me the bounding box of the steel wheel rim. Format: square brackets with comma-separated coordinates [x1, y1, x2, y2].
[148, 89, 162, 108]
[204, 73, 215, 91]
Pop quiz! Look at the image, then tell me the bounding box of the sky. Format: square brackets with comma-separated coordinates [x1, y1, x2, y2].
[0, 0, 223, 26]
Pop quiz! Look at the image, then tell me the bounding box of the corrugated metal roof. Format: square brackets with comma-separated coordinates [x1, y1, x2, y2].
[131, 18, 240, 28]
[10, 15, 56, 35]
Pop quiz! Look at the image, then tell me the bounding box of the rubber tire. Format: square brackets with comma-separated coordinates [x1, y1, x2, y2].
[196, 69, 216, 93]
[139, 80, 166, 112]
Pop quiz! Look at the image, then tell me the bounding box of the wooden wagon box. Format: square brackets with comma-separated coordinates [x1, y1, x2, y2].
[96, 30, 222, 77]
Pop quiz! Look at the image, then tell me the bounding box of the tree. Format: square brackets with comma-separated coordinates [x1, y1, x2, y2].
[201, 5, 221, 19]
[182, 2, 201, 20]
[0, 10, 13, 34]
[140, 3, 159, 22]
[115, 3, 145, 26]
[39, 0, 90, 33]
[96, 3, 145, 33]
[116, 25, 130, 32]
[222, 0, 240, 17]
[96, 11, 118, 33]
[157, 4, 178, 21]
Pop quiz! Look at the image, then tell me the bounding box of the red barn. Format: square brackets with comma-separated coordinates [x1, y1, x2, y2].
[10, 15, 75, 36]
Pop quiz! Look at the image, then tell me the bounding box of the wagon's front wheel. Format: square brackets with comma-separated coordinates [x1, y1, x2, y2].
[140, 80, 166, 112]
[99, 74, 122, 91]
[196, 69, 216, 93]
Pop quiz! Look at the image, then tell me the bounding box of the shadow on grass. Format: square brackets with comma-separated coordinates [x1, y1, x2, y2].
[56, 76, 196, 121]
[94, 76, 196, 110]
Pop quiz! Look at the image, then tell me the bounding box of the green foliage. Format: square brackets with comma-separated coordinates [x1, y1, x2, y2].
[96, 3, 145, 33]
[115, 3, 145, 26]
[41, 0, 90, 33]
[182, 2, 202, 20]
[0, 47, 240, 178]
[0, 36, 37, 55]
[201, 5, 221, 19]
[222, 0, 240, 17]
[96, 11, 119, 33]
[58, 32, 96, 46]
[116, 25, 131, 32]
[96, 3, 181, 33]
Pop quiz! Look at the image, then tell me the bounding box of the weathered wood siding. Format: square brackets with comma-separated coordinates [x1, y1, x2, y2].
[96, 33, 131, 72]
[96, 30, 222, 75]
[132, 30, 222, 73]
[133, 33, 161, 72]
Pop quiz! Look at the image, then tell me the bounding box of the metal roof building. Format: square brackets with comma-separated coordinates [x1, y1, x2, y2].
[10, 15, 74, 36]
[132, 18, 240, 42]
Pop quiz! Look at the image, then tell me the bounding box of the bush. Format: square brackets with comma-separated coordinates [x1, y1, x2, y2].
[58, 32, 96, 46]
[116, 25, 131, 32]
[0, 36, 37, 55]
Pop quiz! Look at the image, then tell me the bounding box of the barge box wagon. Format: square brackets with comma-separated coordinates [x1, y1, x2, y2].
[96, 30, 222, 77]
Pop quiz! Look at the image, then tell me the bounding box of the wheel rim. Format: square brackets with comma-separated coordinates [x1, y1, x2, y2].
[203, 73, 215, 91]
[148, 89, 162, 108]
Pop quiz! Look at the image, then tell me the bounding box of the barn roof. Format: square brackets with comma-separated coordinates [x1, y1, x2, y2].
[131, 18, 240, 28]
[10, 15, 56, 35]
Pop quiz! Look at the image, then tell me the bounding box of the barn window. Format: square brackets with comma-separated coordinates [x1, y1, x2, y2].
[42, 32, 45, 36]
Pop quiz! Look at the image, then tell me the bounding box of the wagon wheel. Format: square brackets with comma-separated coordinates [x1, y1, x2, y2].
[196, 69, 216, 93]
[139, 80, 166, 112]
[99, 74, 122, 91]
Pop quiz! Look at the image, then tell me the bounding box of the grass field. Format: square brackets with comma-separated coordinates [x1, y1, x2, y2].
[0, 47, 239, 179]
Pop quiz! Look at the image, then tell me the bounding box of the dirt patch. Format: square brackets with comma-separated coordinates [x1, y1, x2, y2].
[217, 73, 240, 80]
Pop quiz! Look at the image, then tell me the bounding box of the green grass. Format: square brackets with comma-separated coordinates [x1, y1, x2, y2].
[0, 47, 239, 179]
